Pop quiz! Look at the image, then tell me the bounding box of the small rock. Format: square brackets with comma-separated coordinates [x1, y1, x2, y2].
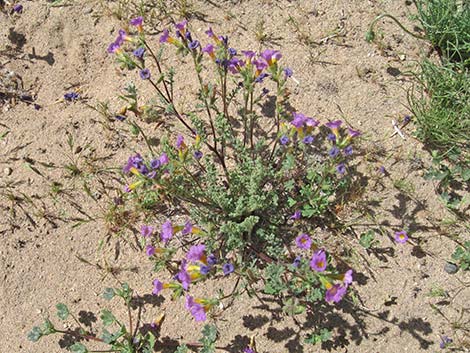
[4, 167, 12, 176]
[444, 262, 459, 274]
[83, 7, 93, 14]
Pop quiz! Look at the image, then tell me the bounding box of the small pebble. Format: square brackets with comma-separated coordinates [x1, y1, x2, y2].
[444, 262, 458, 274]
[83, 7, 93, 14]
[4, 167, 12, 176]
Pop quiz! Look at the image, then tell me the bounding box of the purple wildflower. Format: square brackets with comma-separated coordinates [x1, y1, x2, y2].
[161, 220, 173, 243]
[182, 220, 193, 235]
[138, 164, 149, 175]
[290, 210, 301, 220]
[394, 230, 408, 244]
[325, 284, 347, 303]
[244, 348, 255, 353]
[175, 20, 188, 33]
[115, 115, 126, 121]
[177, 267, 191, 290]
[254, 72, 269, 83]
[146, 245, 156, 257]
[379, 165, 386, 174]
[280, 135, 289, 145]
[302, 135, 314, 144]
[207, 254, 217, 266]
[159, 29, 170, 43]
[439, 335, 452, 349]
[343, 269, 353, 285]
[336, 163, 346, 175]
[64, 92, 80, 101]
[291, 112, 306, 128]
[176, 134, 185, 149]
[404, 115, 412, 124]
[152, 279, 163, 295]
[159, 152, 169, 165]
[260, 49, 282, 66]
[253, 58, 268, 73]
[295, 233, 312, 250]
[284, 67, 293, 77]
[139, 68, 151, 80]
[202, 44, 215, 58]
[188, 40, 200, 50]
[187, 245, 205, 262]
[327, 133, 336, 143]
[107, 42, 121, 54]
[133, 47, 145, 59]
[310, 249, 327, 272]
[200, 265, 210, 275]
[325, 120, 343, 130]
[305, 118, 320, 127]
[347, 128, 361, 138]
[328, 146, 340, 158]
[13, 4, 23, 13]
[150, 159, 161, 169]
[205, 27, 215, 38]
[130, 16, 143, 27]
[123, 153, 143, 174]
[193, 150, 203, 159]
[228, 47, 237, 56]
[185, 295, 206, 322]
[344, 145, 353, 156]
[222, 263, 234, 275]
[140, 225, 154, 237]
[292, 256, 302, 268]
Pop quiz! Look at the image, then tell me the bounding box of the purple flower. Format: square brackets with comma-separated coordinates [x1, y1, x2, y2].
[302, 135, 314, 144]
[115, 115, 126, 121]
[404, 115, 412, 124]
[292, 256, 302, 268]
[254, 72, 269, 83]
[13, 4, 23, 13]
[260, 49, 282, 66]
[177, 267, 191, 290]
[187, 245, 205, 262]
[242, 50, 256, 61]
[176, 134, 185, 149]
[244, 348, 255, 353]
[284, 67, 293, 77]
[130, 16, 143, 27]
[280, 135, 289, 145]
[439, 335, 452, 349]
[159, 29, 170, 43]
[325, 120, 343, 130]
[193, 150, 203, 159]
[343, 269, 353, 285]
[138, 164, 149, 175]
[325, 284, 347, 303]
[175, 20, 188, 32]
[152, 279, 163, 295]
[328, 146, 340, 158]
[205, 27, 215, 38]
[34, 104, 41, 110]
[295, 234, 312, 250]
[161, 220, 173, 243]
[159, 152, 169, 165]
[305, 118, 320, 127]
[207, 254, 217, 266]
[291, 112, 306, 128]
[394, 230, 408, 244]
[200, 265, 210, 275]
[290, 210, 301, 220]
[379, 165, 386, 174]
[185, 295, 206, 322]
[182, 220, 193, 235]
[188, 40, 200, 50]
[347, 128, 361, 138]
[64, 92, 79, 101]
[202, 44, 215, 58]
[107, 42, 121, 54]
[139, 68, 151, 80]
[228, 48, 237, 56]
[146, 245, 156, 257]
[336, 163, 346, 175]
[344, 145, 353, 156]
[327, 133, 336, 142]
[222, 263, 234, 275]
[150, 159, 161, 169]
[133, 47, 145, 59]
[140, 225, 154, 237]
[310, 249, 327, 272]
[123, 153, 143, 174]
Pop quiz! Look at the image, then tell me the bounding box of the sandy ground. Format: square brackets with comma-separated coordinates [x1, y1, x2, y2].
[1, 0, 469, 352]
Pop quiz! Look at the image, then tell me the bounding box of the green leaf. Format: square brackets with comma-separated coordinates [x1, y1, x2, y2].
[27, 326, 43, 342]
[100, 309, 116, 326]
[201, 324, 218, 343]
[56, 303, 70, 320]
[175, 344, 189, 353]
[102, 288, 115, 301]
[42, 318, 56, 335]
[69, 342, 88, 353]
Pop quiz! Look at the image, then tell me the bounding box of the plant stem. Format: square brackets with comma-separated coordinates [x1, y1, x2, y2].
[368, 13, 427, 41]
[55, 329, 104, 343]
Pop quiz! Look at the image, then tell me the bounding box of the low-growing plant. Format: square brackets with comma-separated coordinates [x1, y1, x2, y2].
[28, 282, 220, 352]
[109, 19, 358, 321]
[451, 241, 470, 271]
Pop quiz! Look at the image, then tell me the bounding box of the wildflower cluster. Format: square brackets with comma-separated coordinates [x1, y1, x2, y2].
[106, 18, 361, 326]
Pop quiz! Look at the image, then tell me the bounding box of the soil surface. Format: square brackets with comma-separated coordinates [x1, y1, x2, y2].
[1, 1, 469, 352]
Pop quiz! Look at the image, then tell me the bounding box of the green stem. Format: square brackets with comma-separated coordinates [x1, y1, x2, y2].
[367, 13, 427, 42]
